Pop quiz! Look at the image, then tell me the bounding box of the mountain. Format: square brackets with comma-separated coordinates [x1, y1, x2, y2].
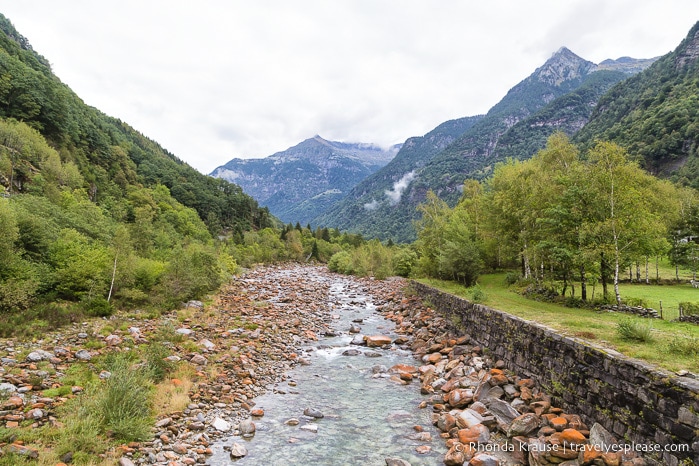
[574, 21, 699, 187]
[315, 48, 655, 242]
[211, 135, 400, 224]
[0, 13, 274, 315]
[310, 115, 483, 241]
[0, 14, 271, 235]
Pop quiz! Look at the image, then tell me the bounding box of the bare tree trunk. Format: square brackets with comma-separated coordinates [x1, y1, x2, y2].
[601, 252, 609, 299]
[107, 253, 118, 302]
[636, 261, 640, 282]
[645, 257, 649, 284]
[614, 256, 622, 306]
[580, 265, 587, 301]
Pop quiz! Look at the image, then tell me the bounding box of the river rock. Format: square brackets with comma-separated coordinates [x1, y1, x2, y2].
[469, 453, 500, 466]
[385, 458, 412, 466]
[190, 354, 207, 365]
[26, 350, 53, 362]
[457, 424, 490, 444]
[303, 407, 324, 419]
[507, 413, 540, 437]
[350, 334, 366, 345]
[443, 445, 466, 466]
[212, 417, 231, 432]
[0, 383, 17, 394]
[75, 349, 92, 361]
[104, 334, 122, 346]
[300, 424, 319, 433]
[342, 349, 361, 356]
[230, 442, 248, 458]
[447, 388, 474, 408]
[365, 335, 392, 347]
[455, 408, 483, 428]
[239, 418, 256, 437]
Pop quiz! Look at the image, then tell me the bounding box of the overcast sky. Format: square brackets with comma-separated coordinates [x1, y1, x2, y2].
[1, 2, 698, 174]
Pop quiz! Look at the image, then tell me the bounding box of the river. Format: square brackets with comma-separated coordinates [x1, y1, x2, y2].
[208, 272, 446, 465]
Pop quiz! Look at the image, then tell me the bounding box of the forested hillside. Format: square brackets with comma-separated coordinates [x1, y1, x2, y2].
[312, 115, 483, 241]
[575, 21, 699, 188]
[0, 14, 271, 234]
[0, 14, 272, 326]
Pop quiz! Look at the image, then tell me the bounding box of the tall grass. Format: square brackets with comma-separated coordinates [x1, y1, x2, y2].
[616, 318, 654, 343]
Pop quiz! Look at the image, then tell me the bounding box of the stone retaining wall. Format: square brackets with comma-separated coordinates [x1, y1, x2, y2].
[411, 281, 699, 466]
[679, 314, 699, 325]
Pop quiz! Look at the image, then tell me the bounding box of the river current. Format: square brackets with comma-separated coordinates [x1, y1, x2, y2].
[208, 274, 445, 465]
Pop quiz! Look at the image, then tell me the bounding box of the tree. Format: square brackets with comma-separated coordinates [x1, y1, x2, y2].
[583, 142, 678, 305]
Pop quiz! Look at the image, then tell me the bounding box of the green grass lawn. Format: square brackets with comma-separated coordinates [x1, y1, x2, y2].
[418, 272, 699, 373]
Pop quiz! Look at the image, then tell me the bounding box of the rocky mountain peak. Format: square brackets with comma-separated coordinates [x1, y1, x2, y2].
[596, 56, 659, 74]
[675, 22, 699, 70]
[532, 47, 595, 86]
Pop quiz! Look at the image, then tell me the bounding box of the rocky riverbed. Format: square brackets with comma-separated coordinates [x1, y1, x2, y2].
[0, 265, 654, 465]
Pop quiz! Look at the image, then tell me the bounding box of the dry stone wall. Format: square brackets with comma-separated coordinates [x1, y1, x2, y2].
[412, 281, 699, 466]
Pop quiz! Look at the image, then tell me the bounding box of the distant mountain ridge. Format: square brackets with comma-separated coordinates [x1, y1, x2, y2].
[211, 135, 400, 224]
[314, 48, 657, 242]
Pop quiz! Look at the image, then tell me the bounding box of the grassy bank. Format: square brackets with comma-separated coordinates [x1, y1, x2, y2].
[417, 273, 699, 373]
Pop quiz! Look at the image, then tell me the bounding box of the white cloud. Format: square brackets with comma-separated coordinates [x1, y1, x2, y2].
[1, 1, 698, 173]
[363, 199, 380, 211]
[385, 171, 416, 206]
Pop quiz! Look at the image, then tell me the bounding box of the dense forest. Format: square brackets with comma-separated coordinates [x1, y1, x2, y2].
[410, 133, 696, 305]
[0, 14, 274, 330]
[575, 22, 699, 186]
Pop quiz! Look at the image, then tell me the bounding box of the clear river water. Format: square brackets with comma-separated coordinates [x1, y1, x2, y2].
[208, 275, 446, 465]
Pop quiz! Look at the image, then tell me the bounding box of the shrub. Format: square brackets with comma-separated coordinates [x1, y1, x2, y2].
[679, 302, 699, 316]
[616, 318, 653, 343]
[624, 297, 649, 308]
[81, 296, 113, 317]
[143, 342, 176, 383]
[667, 336, 699, 356]
[504, 271, 520, 286]
[470, 285, 487, 303]
[154, 321, 185, 344]
[328, 251, 354, 274]
[392, 248, 418, 277]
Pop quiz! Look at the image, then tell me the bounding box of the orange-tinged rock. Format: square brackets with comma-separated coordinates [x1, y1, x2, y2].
[560, 428, 587, 446]
[3, 396, 23, 409]
[489, 373, 509, 386]
[390, 364, 417, 374]
[171, 378, 183, 387]
[447, 388, 474, 408]
[470, 453, 500, 466]
[517, 378, 535, 388]
[440, 378, 459, 393]
[365, 335, 392, 347]
[550, 416, 568, 431]
[580, 444, 603, 464]
[251, 408, 265, 417]
[426, 352, 442, 363]
[601, 451, 621, 466]
[457, 424, 490, 444]
[5, 421, 19, 428]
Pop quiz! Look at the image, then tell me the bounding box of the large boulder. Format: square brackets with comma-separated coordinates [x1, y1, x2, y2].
[365, 335, 392, 347]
